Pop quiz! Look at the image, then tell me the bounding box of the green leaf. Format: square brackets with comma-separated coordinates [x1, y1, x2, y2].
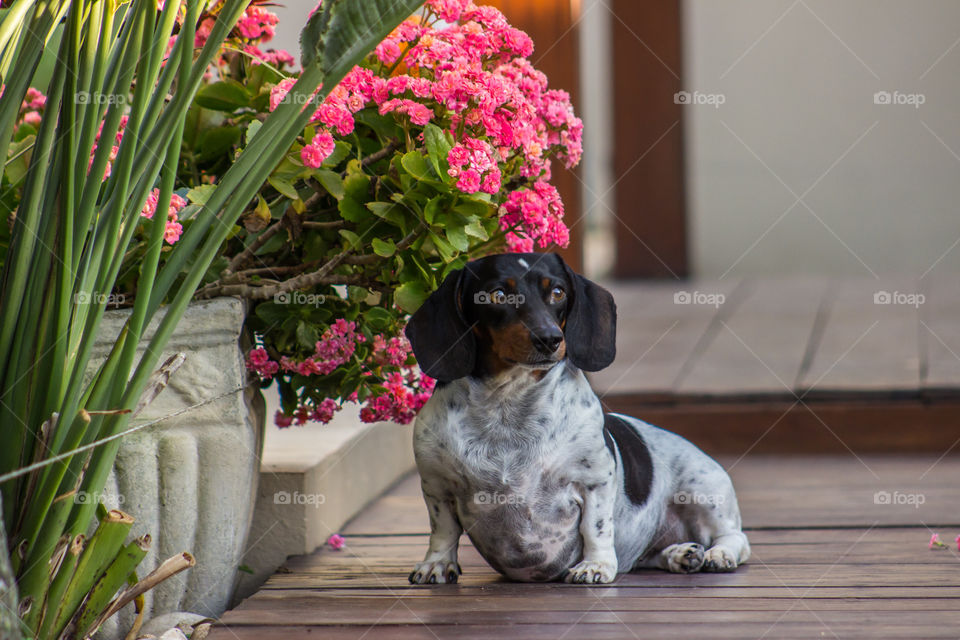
[400, 151, 431, 181]
[246, 120, 262, 145]
[464, 217, 489, 240]
[429, 231, 456, 261]
[445, 225, 469, 252]
[343, 169, 370, 201]
[423, 197, 441, 224]
[300, 0, 427, 75]
[423, 122, 452, 179]
[338, 197, 369, 222]
[268, 176, 300, 200]
[453, 199, 493, 217]
[196, 125, 241, 162]
[195, 80, 251, 112]
[339, 228, 362, 249]
[364, 307, 393, 331]
[372, 237, 396, 257]
[296, 321, 319, 349]
[315, 169, 344, 200]
[322, 141, 352, 167]
[186, 185, 217, 205]
[395, 280, 430, 313]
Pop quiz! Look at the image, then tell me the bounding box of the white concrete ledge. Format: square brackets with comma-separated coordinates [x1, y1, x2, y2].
[234, 399, 415, 603]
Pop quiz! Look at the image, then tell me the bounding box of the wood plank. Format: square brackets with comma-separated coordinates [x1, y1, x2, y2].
[604, 397, 960, 456]
[342, 456, 960, 537]
[209, 624, 960, 640]
[260, 563, 960, 589]
[798, 278, 921, 394]
[589, 279, 742, 398]
[218, 607, 960, 627]
[921, 275, 960, 391]
[677, 278, 828, 395]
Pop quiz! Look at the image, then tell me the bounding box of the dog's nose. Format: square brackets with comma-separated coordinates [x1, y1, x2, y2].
[532, 330, 563, 355]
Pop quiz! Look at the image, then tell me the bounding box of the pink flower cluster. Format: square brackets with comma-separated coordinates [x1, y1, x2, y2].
[268, 0, 581, 251]
[236, 6, 278, 41]
[246, 321, 436, 428]
[140, 188, 186, 244]
[88, 115, 128, 180]
[498, 180, 570, 252]
[16, 87, 46, 131]
[359, 370, 435, 425]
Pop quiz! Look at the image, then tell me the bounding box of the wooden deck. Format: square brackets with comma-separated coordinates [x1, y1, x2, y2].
[591, 276, 960, 456]
[213, 456, 960, 639]
[211, 276, 960, 638]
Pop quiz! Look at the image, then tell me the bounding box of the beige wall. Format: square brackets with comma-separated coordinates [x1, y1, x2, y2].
[683, 0, 960, 278]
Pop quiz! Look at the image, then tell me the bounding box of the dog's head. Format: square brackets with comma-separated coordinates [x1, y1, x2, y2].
[405, 252, 617, 382]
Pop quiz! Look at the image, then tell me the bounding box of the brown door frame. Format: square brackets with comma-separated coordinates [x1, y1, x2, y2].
[611, 0, 688, 279]
[486, 0, 583, 272]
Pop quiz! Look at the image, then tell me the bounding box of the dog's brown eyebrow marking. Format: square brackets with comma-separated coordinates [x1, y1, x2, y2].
[542, 277, 551, 290]
[505, 277, 516, 289]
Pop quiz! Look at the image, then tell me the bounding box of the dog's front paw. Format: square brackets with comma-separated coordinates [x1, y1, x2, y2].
[663, 542, 705, 573]
[564, 559, 617, 584]
[409, 560, 462, 584]
[702, 546, 738, 572]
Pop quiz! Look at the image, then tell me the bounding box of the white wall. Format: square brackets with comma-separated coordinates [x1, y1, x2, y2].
[683, 0, 960, 278]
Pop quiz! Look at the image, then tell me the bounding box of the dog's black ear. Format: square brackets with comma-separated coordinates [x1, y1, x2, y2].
[405, 268, 476, 382]
[556, 254, 617, 371]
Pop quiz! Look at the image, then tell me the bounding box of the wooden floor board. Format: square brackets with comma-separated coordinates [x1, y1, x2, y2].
[214, 456, 960, 639]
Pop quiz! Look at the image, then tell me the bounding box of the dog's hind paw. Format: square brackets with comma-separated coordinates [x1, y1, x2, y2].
[564, 559, 617, 584]
[663, 542, 705, 573]
[409, 560, 462, 584]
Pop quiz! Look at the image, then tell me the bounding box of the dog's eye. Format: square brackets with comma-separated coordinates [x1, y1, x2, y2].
[550, 286, 566, 303]
[492, 289, 507, 304]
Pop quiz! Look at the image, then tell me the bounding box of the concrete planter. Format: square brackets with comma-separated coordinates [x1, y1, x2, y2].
[87, 297, 265, 637]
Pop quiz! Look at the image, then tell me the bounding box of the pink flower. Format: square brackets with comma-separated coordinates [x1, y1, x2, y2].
[929, 533, 947, 550]
[300, 130, 336, 168]
[246, 347, 279, 379]
[269, 77, 298, 111]
[311, 398, 340, 424]
[375, 39, 402, 65]
[141, 189, 187, 244]
[274, 411, 294, 428]
[236, 6, 278, 41]
[327, 534, 345, 550]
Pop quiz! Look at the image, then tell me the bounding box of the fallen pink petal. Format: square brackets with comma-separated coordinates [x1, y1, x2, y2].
[327, 534, 346, 551]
